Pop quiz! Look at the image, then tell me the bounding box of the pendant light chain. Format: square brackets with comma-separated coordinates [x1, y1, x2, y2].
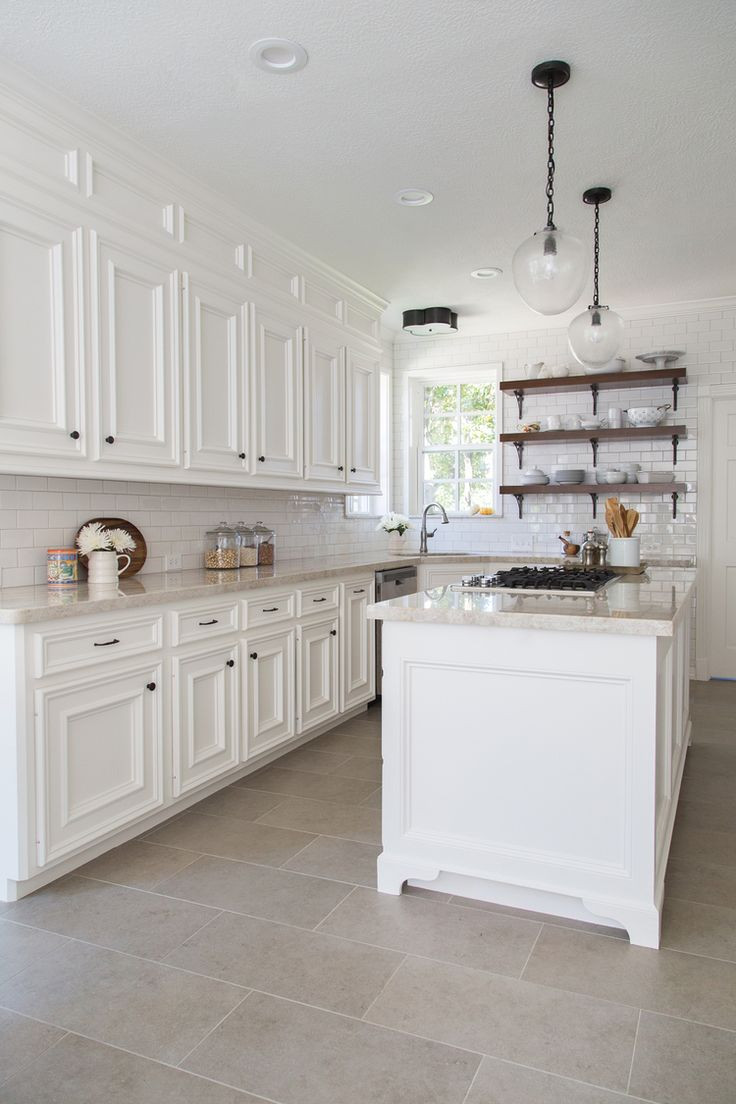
[592, 200, 600, 307]
[545, 78, 556, 230]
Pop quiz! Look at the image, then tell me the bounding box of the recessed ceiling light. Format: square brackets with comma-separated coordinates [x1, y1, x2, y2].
[395, 188, 434, 207]
[471, 267, 503, 279]
[249, 38, 308, 73]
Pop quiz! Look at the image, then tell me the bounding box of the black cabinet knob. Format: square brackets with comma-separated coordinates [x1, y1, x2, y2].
[105, 435, 115, 444]
[146, 682, 156, 691]
[69, 430, 80, 440]
[258, 455, 265, 462]
[250, 652, 258, 659]
[350, 467, 357, 473]
[226, 659, 235, 668]
[330, 629, 337, 636]
[239, 452, 246, 459]
[337, 465, 344, 471]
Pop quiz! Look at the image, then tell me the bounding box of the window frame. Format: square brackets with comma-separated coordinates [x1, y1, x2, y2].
[406, 364, 503, 518]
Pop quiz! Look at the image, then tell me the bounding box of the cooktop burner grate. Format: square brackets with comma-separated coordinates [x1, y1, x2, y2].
[456, 566, 617, 593]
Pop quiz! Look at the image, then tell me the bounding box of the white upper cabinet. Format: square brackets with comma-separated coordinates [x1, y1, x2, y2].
[250, 304, 303, 479]
[91, 231, 180, 466]
[346, 347, 380, 487]
[0, 197, 85, 459]
[304, 328, 345, 482]
[183, 273, 247, 474]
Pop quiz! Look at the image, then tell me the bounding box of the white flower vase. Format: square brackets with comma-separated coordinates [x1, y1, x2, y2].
[387, 531, 407, 555]
[87, 549, 131, 595]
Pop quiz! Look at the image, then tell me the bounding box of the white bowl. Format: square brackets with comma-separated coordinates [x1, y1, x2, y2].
[625, 404, 671, 427]
[637, 471, 674, 484]
[552, 468, 586, 484]
[603, 470, 626, 483]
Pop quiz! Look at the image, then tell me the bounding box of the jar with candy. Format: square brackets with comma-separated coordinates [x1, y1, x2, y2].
[252, 521, 275, 566]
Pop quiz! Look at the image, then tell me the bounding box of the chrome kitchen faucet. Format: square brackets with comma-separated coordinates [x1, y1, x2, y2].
[419, 502, 450, 553]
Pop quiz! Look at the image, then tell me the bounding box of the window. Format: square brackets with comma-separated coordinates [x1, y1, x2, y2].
[408, 367, 501, 516]
[346, 369, 391, 517]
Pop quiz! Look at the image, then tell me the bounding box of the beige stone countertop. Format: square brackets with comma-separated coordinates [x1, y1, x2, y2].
[0, 551, 694, 625]
[368, 568, 697, 637]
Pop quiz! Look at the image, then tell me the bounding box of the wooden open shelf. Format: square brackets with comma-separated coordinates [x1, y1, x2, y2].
[499, 425, 687, 468]
[499, 367, 687, 418]
[499, 482, 688, 520]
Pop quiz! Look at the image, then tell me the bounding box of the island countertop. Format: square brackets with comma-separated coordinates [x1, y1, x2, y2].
[368, 568, 697, 637]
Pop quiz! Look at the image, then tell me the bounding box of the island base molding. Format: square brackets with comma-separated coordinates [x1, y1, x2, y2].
[377, 605, 692, 949]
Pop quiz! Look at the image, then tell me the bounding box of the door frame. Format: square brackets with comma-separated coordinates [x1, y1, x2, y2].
[695, 383, 736, 680]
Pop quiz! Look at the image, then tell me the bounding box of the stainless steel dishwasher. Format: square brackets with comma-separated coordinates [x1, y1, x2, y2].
[374, 566, 418, 696]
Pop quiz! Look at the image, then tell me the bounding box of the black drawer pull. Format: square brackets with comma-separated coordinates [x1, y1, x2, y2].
[313, 597, 327, 603]
[330, 629, 337, 636]
[350, 467, 357, 473]
[262, 606, 279, 612]
[250, 652, 258, 659]
[69, 430, 80, 440]
[147, 682, 156, 691]
[226, 659, 235, 668]
[198, 619, 218, 626]
[258, 455, 265, 462]
[239, 452, 246, 459]
[105, 435, 115, 444]
[338, 465, 344, 471]
[353, 588, 365, 594]
[94, 638, 120, 647]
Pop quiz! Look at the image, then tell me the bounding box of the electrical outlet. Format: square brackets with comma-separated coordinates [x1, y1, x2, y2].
[165, 553, 182, 572]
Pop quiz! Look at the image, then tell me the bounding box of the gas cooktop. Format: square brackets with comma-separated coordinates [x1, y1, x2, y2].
[453, 566, 617, 595]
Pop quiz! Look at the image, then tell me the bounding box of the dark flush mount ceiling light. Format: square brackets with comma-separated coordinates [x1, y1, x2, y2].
[402, 307, 458, 335]
[249, 38, 308, 73]
[568, 187, 624, 368]
[512, 60, 586, 315]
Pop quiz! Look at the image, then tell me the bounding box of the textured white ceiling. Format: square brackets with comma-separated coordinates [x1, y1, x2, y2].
[3, 0, 734, 333]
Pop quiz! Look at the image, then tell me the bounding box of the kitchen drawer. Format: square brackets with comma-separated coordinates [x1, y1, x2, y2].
[297, 581, 340, 617]
[170, 600, 239, 646]
[241, 590, 296, 629]
[33, 614, 163, 678]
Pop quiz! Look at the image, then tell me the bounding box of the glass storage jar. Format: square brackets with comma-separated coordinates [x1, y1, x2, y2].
[204, 521, 239, 570]
[253, 521, 275, 566]
[234, 521, 258, 567]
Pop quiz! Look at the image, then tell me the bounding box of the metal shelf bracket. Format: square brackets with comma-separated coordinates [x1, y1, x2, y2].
[590, 383, 600, 415]
[513, 441, 524, 468]
[513, 493, 524, 519]
[589, 492, 598, 518]
[672, 434, 679, 465]
[513, 389, 524, 419]
[672, 378, 679, 411]
[671, 491, 679, 518]
[590, 437, 599, 466]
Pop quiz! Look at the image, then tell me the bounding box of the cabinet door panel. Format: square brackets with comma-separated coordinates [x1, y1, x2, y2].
[341, 580, 375, 711]
[92, 232, 179, 466]
[250, 305, 302, 477]
[0, 198, 85, 457]
[35, 664, 163, 866]
[297, 618, 339, 734]
[243, 629, 295, 759]
[304, 330, 344, 482]
[346, 348, 379, 486]
[173, 644, 239, 796]
[184, 274, 247, 473]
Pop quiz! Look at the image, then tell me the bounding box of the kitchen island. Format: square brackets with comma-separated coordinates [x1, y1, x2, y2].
[368, 569, 695, 948]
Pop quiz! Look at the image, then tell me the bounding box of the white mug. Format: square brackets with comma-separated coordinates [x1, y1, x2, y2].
[608, 406, 623, 429]
[545, 415, 562, 431]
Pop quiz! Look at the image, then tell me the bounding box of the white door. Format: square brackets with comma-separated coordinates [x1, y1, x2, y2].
[341, 579, 375, 711]
[304, 329, 345, 482]
[91, 231, 180, 466]
[709, 397, 736, 678]
[250, 304, 302, 478]
[184, 273, 247, 473]
[297, 617, 339, 734]
[346, 347, 380, 486]
[34, 664, 164, 867]
[0, 197, 85, 459]
[172, 643, 239, 796]
[243, 628, 295, 759]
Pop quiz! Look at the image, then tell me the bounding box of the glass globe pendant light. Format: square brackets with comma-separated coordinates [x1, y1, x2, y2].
[512, 61, 587, 315]
[568, 187, 624, 368]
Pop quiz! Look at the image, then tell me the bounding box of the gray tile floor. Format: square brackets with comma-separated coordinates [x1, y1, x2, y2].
[1, 685, 735, 1103]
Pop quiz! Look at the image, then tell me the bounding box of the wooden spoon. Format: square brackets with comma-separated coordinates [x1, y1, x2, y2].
[619, 503, 629, 537]
[626, 508, 639, 535]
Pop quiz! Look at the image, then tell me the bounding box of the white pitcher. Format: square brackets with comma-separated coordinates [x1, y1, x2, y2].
[87, 549, 131, 588]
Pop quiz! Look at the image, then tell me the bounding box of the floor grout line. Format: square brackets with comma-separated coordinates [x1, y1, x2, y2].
[517, 922, 544, 980]
[158, 907, 225, 963]
[458, 1054, 484, 1104]
[626, 1008, 643, 1095]
[0, 1024, 70, 1090]
[311, 882, 360, 930]
[359, 952, 407, 1021]
[175, 988, 254, 1070]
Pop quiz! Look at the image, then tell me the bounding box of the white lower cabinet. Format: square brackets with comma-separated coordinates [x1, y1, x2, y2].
[243, 628, 296, 759]
[341, 578, 375, 712]
[34, 663, 164, 867]
[172, 642, 239, 796]
[297, 616, 340, 734]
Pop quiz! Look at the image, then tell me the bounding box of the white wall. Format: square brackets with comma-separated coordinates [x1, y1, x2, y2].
[392, 301, 736, 560]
